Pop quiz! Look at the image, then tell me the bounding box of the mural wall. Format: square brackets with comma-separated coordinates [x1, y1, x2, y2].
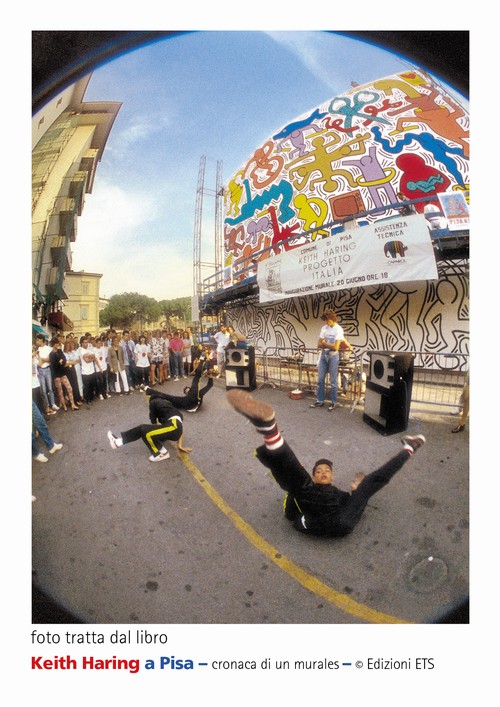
[224, 69, 468, 265]
[222, 69, 469, 364]
[228, 270, 468, 363]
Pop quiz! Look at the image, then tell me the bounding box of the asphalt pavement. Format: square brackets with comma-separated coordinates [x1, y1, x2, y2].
[32, 376, 469, 624]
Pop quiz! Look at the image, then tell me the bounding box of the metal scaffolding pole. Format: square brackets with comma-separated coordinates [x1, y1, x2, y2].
[214, 159, 223, 274]
[192, 155, 206, 300]
[192, 156, 224, 324]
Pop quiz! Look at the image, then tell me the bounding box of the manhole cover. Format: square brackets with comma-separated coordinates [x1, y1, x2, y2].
[408, 557, 448, 593]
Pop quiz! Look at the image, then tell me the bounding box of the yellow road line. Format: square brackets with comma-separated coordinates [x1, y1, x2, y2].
[179, 452, 410, 624]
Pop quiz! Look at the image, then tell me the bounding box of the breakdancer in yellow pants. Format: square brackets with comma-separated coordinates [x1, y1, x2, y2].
[107, 396, 191, 462]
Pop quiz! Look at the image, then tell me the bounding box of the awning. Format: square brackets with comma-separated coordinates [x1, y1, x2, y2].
[32, 323, 48, 336]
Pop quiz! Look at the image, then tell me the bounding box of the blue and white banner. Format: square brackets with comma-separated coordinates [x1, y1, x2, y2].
[257, 214, 438, 303]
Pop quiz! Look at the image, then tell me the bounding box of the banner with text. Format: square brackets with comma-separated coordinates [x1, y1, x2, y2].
[438, 192, 470, 231]
[257, 214, 438, 303]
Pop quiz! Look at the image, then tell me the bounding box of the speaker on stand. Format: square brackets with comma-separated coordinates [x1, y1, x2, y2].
[363, 351, 415, 435]
[225, 345, 257, 391]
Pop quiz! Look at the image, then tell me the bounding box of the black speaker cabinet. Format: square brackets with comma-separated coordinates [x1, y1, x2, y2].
[225, 345, 257, 391]
[363, 351, 415, 435]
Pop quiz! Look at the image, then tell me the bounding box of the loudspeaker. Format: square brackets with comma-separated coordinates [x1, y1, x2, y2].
[225, 345, 257, 391]
[369, 351, 414, 390]
[363, 351, 415, 435]
[225, 347, 252, 367]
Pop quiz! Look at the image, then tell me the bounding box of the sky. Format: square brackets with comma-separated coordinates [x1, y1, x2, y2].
[72, 30, 433, 302]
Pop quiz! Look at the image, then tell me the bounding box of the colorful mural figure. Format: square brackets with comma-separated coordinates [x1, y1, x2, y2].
[223, 70, 469, 272]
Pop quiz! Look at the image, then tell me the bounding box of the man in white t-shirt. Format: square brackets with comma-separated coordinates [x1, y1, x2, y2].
[120, 330, 137, 389]
[309, 309, 344, 411]
[213, 325, 230, 377]
[35, 334, 58, 413]
[93, 338, 110, 399]
[78, 337, 101, 404]
[424, 202, 447, 230]
[160, 330, 170, 381]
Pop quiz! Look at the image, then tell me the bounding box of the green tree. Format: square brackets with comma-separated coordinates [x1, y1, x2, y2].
[158, 297, 191, 328]
[99, 292, 162, 329]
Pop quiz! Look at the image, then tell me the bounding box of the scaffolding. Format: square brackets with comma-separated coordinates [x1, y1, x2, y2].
[192, 155, 206, 302]
[192, 155, 224, 322]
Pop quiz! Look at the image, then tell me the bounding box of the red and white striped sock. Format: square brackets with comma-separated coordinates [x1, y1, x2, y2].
[256, 422, 283, 450]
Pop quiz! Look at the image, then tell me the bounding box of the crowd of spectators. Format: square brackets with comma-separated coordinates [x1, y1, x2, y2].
[32, 327, 215, 431]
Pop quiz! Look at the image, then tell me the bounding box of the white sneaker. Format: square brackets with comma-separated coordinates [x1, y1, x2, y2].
[49, 443, 63, 454]
[52, 404, 59, 411]
[107, 431, 122, 450]
[174, 376, 179, 381]
[34, 453, 48, 463]
[149, 450, 170, 462]
[401, 434, 426, 454]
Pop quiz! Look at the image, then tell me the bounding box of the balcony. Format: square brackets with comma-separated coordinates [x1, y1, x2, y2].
[58, 197, 78, 242]
[79, 148, 99, 187]
[68, 172, 88, 215]
[45, 266, 68, 300]
[50, 236, 73, 271]
[47, 310, 74, 331]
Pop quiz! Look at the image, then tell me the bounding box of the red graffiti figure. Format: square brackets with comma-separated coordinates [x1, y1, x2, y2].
[396, 154, 451, 212]
[245, 141, 285, 189]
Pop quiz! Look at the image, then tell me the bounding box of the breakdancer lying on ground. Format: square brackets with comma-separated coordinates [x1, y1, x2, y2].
[107, 395, 191, 462]
[226, 389, 426, 537]
[140, 356, 215, 412]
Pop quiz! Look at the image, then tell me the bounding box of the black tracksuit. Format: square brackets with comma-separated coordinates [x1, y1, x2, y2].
[120, 399, 184, 455]
[256, 442, 412, 537]
[144, 359, 213, 412]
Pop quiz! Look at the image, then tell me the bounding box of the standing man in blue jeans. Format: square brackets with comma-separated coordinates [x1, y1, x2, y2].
[168, 330, 184, 381]
[310, 309, 344, 411]
[35, 334, 58, 415]
[32, 401, 63, 462]
[120, 330, 137, 390]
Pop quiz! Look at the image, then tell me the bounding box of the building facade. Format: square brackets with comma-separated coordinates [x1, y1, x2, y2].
[32, 75, 121, 338]
[63, 270, 103, 339]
